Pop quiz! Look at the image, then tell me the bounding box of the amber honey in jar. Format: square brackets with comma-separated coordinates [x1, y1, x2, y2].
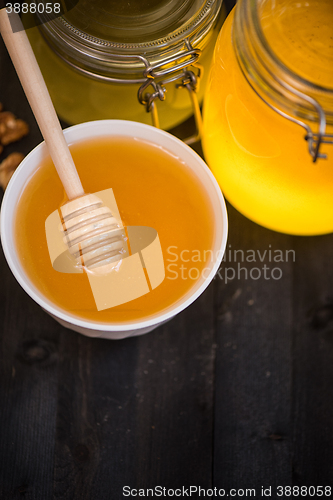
[203, 0, 333, 235]
[24, 0, 225, 131]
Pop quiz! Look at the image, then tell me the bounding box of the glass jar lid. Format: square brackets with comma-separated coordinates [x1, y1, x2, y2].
[63, 0, 213, 44]
[37, 0, 222, 80]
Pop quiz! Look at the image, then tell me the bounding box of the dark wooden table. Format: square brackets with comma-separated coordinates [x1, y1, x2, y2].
[1, 5, 333, 499]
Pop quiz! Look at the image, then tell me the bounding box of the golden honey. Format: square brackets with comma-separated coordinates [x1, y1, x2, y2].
[14, 136, 215, 323]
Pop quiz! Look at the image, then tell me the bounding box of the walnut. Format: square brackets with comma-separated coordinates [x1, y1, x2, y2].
[0, 105, 29, 189]
[0, 152, 24, 190]
[0, 110, 29, 146]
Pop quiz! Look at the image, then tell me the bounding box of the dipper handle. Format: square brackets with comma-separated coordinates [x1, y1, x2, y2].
[0, 9, 84, 200]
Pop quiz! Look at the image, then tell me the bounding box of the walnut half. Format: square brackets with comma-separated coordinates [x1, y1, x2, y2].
[0, 152, 24, 190]
[0, 111, 29, 146]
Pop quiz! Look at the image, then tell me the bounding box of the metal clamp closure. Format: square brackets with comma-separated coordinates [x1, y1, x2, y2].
[244, 68, 333, 162]
[176, 69, 203, 145]
[305, 132, 333, 161]
[142, 39, 201, 79]
[269, 85, 333, 162]
[137, 39, 203, 143]
[137, 80, 166, 129]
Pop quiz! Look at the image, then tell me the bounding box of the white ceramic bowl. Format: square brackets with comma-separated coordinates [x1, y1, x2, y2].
[1, 120, 228, 339]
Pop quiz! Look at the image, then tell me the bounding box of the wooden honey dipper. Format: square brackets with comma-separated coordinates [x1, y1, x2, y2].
[0, 9, 126, 272]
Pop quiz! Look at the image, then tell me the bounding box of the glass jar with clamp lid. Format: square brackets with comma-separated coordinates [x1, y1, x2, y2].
[25, 0, 224, 140]
[203, 0, 333, 234]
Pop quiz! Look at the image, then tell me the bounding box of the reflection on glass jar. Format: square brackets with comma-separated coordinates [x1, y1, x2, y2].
[25, 0, 225, 131]
[203, 0, 333, 235]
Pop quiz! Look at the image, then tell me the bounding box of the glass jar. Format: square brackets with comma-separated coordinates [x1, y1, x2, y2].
[25, 0, 225, 132]
[203, 0, 333, 235]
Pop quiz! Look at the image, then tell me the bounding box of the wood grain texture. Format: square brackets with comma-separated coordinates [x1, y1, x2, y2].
[213, 204, 293, 490]
[291, 235, 333, 485]
[2, 0, 333, 496]
[0, 251, 61, 500]
[52, 287, 216, 499]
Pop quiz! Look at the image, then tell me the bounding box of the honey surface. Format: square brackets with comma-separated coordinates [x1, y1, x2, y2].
[203, 2, 333, 235]
[260, 0, 333, 88]
[15, 137, 215, 324]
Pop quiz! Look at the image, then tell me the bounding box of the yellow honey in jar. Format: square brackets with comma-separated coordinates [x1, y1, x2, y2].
[24, 0, 225, 129]
[203, 0, 333, 235]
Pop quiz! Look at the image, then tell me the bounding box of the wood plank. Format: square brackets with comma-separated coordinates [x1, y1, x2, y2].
[129, 287, 216, 490]
[0, 253, 60, 500]
[292, 234, 333, 486]
[213, 204, 293, 490]
[53, 331, 139, 499]
[53, 285, 216, 498]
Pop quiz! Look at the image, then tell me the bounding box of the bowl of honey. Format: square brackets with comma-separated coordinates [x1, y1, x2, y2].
[1, 120, 228, 339]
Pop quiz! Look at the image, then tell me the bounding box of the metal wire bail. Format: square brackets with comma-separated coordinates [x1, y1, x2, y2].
[249, 80, 333, 163]
[137, 39, 203, 144]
